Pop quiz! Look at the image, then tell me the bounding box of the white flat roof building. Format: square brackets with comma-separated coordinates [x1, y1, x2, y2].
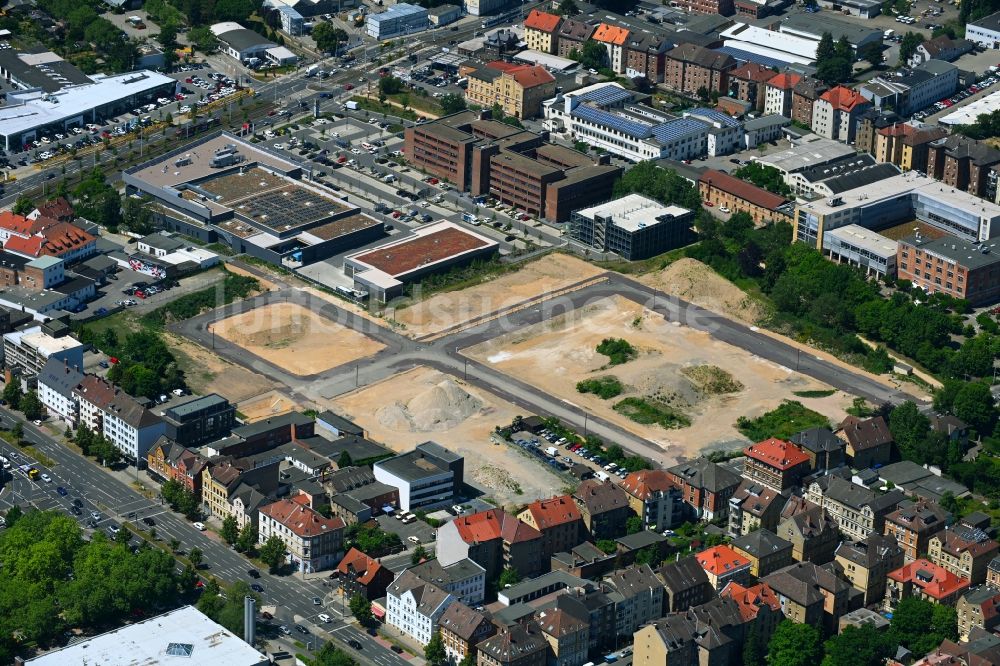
[939, 90, 1000, 125]
[513, 50, 579, 71]
[575, 194, 691, 231]
[26, 606, 269, 665]
[755, 138, 857, 175]
[823, 224, 899, 277]
[720, 23, 819, 65]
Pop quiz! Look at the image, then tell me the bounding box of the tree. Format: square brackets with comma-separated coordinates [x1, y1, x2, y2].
[221, 516, 239, 545]
[337, 450, 353, 469]
[3, 381, 22, 410]
[411, 544, 429, 565]
[260, 535, 286, 572]
[822, 623, 897, 666]
[349, 593, 374, 627]
[767, 620, 822, 666]
[314, 641, 357, 666]
[236, 523, 257, 553]
[425, 631, 447, 666]
[115, 522, 131, 545]
[12, 196, 33, 216]
[634, 545, 663, 567]
[733, 162, 792, 197]
[939, 490, 961, 516]
[4, 505, 22, 527]
[579, 40, 607, 70]
[122, 196, 153, 235]
[816, 32, 836, 63]
[440, 93, 467, 115]
[11, 421, 23, 443]
[898, 31, 926, 66]
[169, 538, 181, 553]
[313, 22, 348, 54]
[952, 381, 995, 433]
[378, 75, 403, 96]
[188, 546, 203, 569]
[188, 25, 219, 53]
[459, 654, 476, 666]
[858, 41, 884, 66]
[626, 516, 643, 535]
[498, 566, 521, 589]
[742, 624, 764, 666]
[556, 0, 580, 13]
[19, 391, 44, 422]
[890, 597, 958, 658]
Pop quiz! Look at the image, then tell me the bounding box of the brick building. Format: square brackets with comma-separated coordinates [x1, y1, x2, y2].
[556, 18, 596, 59]
[926, 134, 1000, 198]
[897, 234, 1000, 305]
[666, 457, 741, 521]
[791, 77, 829, 127]
[728, 62, 775, 111]
[518, 495, 585, 558]
[884, 499, 950, 562]
[663, 44, 735, 97]
[698, 169, 792, 225]
[741, 438, 811, 491]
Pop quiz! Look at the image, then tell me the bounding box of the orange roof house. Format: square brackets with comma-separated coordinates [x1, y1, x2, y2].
[524, 9, 561, 33]
[720, 581, 782, 622]
[696, 544, 753, 590]
[819, 85, 869, 112]
[742, 438, 812, 491]
[886, 559, 970, 610]
[337, 547, 394, 600]
[767, 72, 801, 90]
[3, 235, 45, 258]
[592, 23, 630, 45]
[520, 495, 583, 530]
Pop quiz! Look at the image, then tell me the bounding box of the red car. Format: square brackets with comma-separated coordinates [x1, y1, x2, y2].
[392, 211, 402, 218]
[134, 290, 147, 299]
[185, 78, 193, 83]
[428, 177, 439, 185]
[344, 83, 354, 91]
[703, 201, 714, 207]
[520, 214, 530, 221]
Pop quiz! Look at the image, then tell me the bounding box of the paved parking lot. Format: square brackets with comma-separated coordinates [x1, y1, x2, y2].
[71, 264, 228, 322]
[375, 514, 437, 547]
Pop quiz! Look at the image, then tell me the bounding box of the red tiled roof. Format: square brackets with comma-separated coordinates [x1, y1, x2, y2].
[696, 545, 750, 576]
[353, 226, 491, 277]
[699, 169, 788, 210]
[337, 547, 386, 586]
[721, 581, 781, 621]
[766, 72, 801, 90]
[621, 470, 676, 501]
[732, 63, 776, 83]
[39, 222, 95, 257]
[524, 9, 561, 33]
[819, 85, 868, 112]
[4, 234, 44, 258]
[260, 499, 345, 538]
[743, 438, 810, 471]
[888, 559, 970, 600]
[524, 495, 582, 530]
[453, 508, 505, 544]
[34, 197, 74, 221]
[509, 65, 556, 89]
[592, 23, 629, 45]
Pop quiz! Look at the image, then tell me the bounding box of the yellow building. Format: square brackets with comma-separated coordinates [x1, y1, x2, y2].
[524, 10, 562, 54]
[465, 61, 556, 120]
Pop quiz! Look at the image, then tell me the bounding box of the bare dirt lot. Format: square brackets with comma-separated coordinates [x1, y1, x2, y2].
[464, 296, 852, 462]
[209, 302, 385, 376]
[638, 257, 765, 325]
[392, 254, 606, 338]
[164, 332, 278, 403]
[331, 366, 567, 508]
[238, 389, 299, 422]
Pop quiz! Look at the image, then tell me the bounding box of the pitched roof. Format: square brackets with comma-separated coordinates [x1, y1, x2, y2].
[476, 622, 548, 661]
[657, 555, 711, 594]
[767, 72, 802, 90]
[33, 197, 74, 221]
[731, 62, 776, 82]
[337, 547, 388, 586]
[574, 479, 629, 515]
[790, 428, 844, 454]
[38, 221, 95, 257]
[781, 504, 836, 539]
[763, 561, 850, 605]
[592, 23, 629, 45]
[536, 608, 587, 638]
[792, 76, 828, 98]
[605, 563, 663, 599]
[743, 437, 810, 471]
[732, 529, 792, 559]
[720, 581, 781, 621]
[524, 9, 561, 33]
[0, 210, 58, 237]
[834, 533, 903, 568]
[4, 234, 44, 258]
[72, 375, 162, 430]
[522, 495, 582, 530]
[699, 170, 788, 210]
[696, 545, 750, 576]
[388, 569, 453, 614]
[730, 481, 783, 519]
[819, 85, 869, 112]
[439, 602, 491, 641]
[557, 18, 595, 41]
[839, 415, 894, 451]
[509, 64, 555, 89]
[933, 524, 999, 560]
[888, 558, 970, 600]
[38, 357, 84, 399]
[667, 43, 735, 70]
[886, 498, 949, 534]
[667, 456, 741, 493]
[259, 498, 345, 538]
[621, 469, 676, 501]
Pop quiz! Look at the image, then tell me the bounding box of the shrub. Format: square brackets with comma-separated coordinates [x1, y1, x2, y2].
[576, 376, 624, 399]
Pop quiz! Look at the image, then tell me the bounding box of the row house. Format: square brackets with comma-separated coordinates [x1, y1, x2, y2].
[624, 32, 671, 83]
[146, 437, 209, 498]
[832, 533, 905, 606]
[856, 109, 901, 156]
[258, 496, 346, 573]
[806, 475, 905, 541]
[695, 544, 752, 591]
[927, 134, 1000, 199]
[386, 569, 456, 646]
[719, 581, 783, 643]
[518, 496, 585, 559]
[336, 547, 395, 601]
[201, 457, 281, 529]
[742, 438, 811, 491]
[927, 521, 999, 585]
[591, 24, 630, 75]
[602, 564, 664, 638]
[408, 557, 487, 606]
[437, 508, 544, 581]
[536, 608, 588, 666]
[791, 76, 829, 127]
[872, 122, 947, 172]
[633, 597, 747, 666]
[790, 428, 846, 472]
[731, 529, 795, 578]
[778, 504, 839, 564]
[439, 602, 495, 665]
[523, 10, 561, 54]
[728, 62, 775, 112]
[763, 72, 801, 118]
[72, 375, 165, 463]
[555, 587, 617, 658]
[763, 561, 852, 635]
[883, 498, 950, 562]
[656, 555, 714, 613]
[667, 456, 741, 521]
[573, 479, 631, 540]
[727, 480, 786, 537]
[837, 415, 894, 468]
[556, 19, 595, 60]
[620, 470, 682, 532]
[663, 44, 735, 98]
[884, 558, 970, 612]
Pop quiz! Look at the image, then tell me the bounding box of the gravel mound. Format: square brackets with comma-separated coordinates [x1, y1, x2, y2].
[376, 379, 484, 432]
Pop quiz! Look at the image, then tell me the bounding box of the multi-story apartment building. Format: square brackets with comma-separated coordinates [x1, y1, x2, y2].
[476, 623, 548, 666]
[624, 32, 671, 83]
[337, 548, 395, 601]
[159, 394, 235, 447]
[672, 0, 734, 15]
[602, 564, 664, 637]
[386, 569, 455, 646]
[620, 470, 682, 532]
[927, 134, 1000, 198]
[764, 561, 852, 635]
[838, 415, 894, 468]
[36, 357, 83, 427]
[437, 508, 544, 581]
[812, 85, 871, 143]
[466, 61, 556, 120]
[591, 24, 630, 74]
[791, 77, 829, 127]
[72, 375, 165, 462]
[655, 555, 714, 613]
[806, 475, 905, 541]
[732, 529, 795, 578]
[439, 602, 495, 665]
[873, 123, 948, 172]
[742, 438, 811, 491]
[897, 235, 1000, 305]
[884, 558, 970, 611]
[956, 588, 1000, 641]
[727, 480, 786, 537]
[778, 505, 839, 564]
[720, 581, 784, 643]
[556, 18, 596, 59]
[518, 495, 585, 559]
[573, 479, 631, 540]
[859, 60, 958, 117]
[927, 522, 1000, 585]
[536, 608, 588, 666]
[884, 498, 950, 562]
[3, 325, 85, 385]
[833, 533, 905, 606]
[257, 496, 345, 573]
[201, 458, 280, 527]
[695, 544, 752, 591]
[728, 62, 775, 111]
[146, 438, 208, 498]
[790, 427, 847, 472]
[764, 72, 801, 117]
[407, 558, 487, 606]
[523, 10, 561, 54]
[667, 456, 741, 521]
[663, 44, 735, 97]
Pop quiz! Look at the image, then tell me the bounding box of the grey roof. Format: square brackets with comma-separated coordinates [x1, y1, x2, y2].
[231, 412, 312, 439]
[477, 623, 548, 661]
[303, 435, 392, 463]
[899, 235, 1000, 272]
[501, 571, 590, 601]
[820, 163, 901, 194]
[331, 492, 368, 515]
[779, 13, 881, 46]
[326, 466, 376, 493]
[791, 428, 844, 454]
[164, 394, 230, 420]
[763, 561, 850, 605]
[668, 457, 740, 493]
[52, 276, 96, 297]
[731, 529, 792, 558]
[345, 481, 398, 503]
[0, 49, 92, 93]
[317, 410, 364, 436]
[490, 603, 536, 627]
[38, 357, 84, 399]
[834, 533, 902, 568]
[813, 475, 903, 512]
[743, 114, 791, 131]
[970, 10, 1000, 31]
[416, 441, 462, 464]
[656, 555, 710, 594]
[408, 558, 485, 587]
[139, 232, 186, 253]
[604, 564, 663, 599]
[375, 449, 450, 482]
[616, 530, 668, 551]
[387, 569, 453, 613]
[80, 255, 118, 272]
[438, 602, 490, 641]
[216, 27, 275, 53]
[798, 153, 877, 185]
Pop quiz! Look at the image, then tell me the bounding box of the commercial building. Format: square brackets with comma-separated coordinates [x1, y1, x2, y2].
[792, 172, 1000, 250]
[404, 112, 620, 222]
[0, 50, 176, 151]
[344, 222, 498, 303]
[897, 234, 1000, 305]
[884, 558, 970, 611]
[159, 393, 236, 447]
[664, 44, 736, 97]
[386, 569, 456, 645]
[466, 61, 556, 120]
[743, 114, 791, 150]
[778, 13, 883, 51]
[258, 496, 345, 572]
[366, 3, 428, 39]
[568, 194, 695, 260]
[860, 60, 959, 118]
[428, 4, 462, 26]
[373, 442, 463, 511]
[909, 36, 975, 66]
[965, 10, 1000, 49]
[210, 22, 297, 66]
[719, 23, 818, 67]
[3, 325, 84, 384]
[698, 169, 792, 225]
[823, 224, 899, 278]
[24, 605, 269, 666]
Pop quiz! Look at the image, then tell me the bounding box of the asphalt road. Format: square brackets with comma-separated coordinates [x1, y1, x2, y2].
[0, 412, 408, 666]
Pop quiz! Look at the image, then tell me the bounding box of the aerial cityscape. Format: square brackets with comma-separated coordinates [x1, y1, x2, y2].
[0, 0, 999, 663]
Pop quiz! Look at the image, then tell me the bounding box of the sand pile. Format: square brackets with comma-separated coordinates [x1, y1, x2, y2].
[376, 379, 485, 432]
[642, 258, 764, 324]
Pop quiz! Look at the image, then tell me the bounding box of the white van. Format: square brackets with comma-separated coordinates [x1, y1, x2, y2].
[594, 471, 610, 482]
[545, 446, 558, 457]
[383, 174, 397, 183]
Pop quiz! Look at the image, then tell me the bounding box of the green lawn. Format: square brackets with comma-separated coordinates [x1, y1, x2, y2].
[736, 400, 831, 441]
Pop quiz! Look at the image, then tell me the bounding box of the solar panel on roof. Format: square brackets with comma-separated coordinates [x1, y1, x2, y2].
[716, 46, 795, 70]
[579, 85, 633, 107]
[688, 107, 740, 127]
[651, 118, 708, 143]
[570, 105, 653, 139]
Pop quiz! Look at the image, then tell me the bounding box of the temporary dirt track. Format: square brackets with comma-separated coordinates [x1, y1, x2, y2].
[209, 301, 385, 376]
[464, 295, 852, 458]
